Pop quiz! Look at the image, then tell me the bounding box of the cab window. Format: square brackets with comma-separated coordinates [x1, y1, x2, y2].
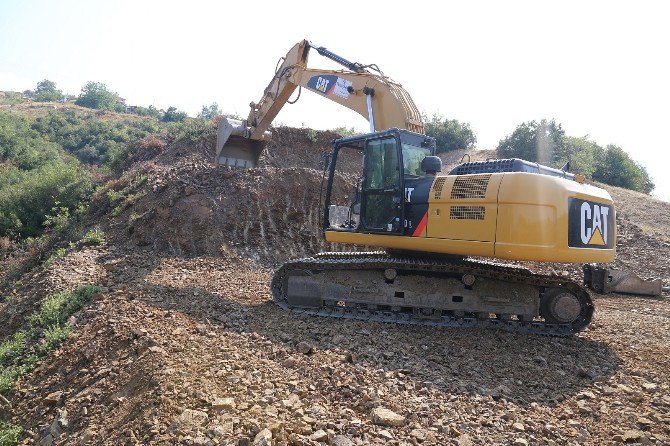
[365, 137, 399, 190]
[402, 144, 431, 177]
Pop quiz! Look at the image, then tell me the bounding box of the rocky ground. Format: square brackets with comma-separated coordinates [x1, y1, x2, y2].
[1, 127, 670, 445]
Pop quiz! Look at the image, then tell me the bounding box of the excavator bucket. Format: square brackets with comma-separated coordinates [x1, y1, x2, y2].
[215, 117, 271, 168]
[583, 264, 669, 296]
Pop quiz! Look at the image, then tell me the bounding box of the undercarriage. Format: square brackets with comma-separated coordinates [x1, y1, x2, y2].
[271, 252, 594, 336]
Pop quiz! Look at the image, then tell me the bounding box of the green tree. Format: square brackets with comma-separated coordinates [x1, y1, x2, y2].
[162, 106, 187, 123]
[561, 136, 604, 178]
[197, 102, 221, 119]
[34, 79, 64, 102]
[424, 114, 477, 153]
[592, 145, 654, 193]
[75, 82, 121, 111]
[497, 119, 566, 165]
[498, 119, 655, 194]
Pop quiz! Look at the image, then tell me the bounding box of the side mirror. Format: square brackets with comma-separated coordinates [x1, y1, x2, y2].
[421, 156, 443, 175]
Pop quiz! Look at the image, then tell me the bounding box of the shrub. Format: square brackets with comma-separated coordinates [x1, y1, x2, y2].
[0, 332, 27, 364]
[32, 110, 161, 165]
[81, 227, 105, 246]
[168, 118, 215, 147]
[109, 133, 166, 171]
[0, 112, 63, 170]
[592, 145, 654, 193]
[0, 161, 92, 238]
[0, 364, 29, 394]
[331, 126, 358, 137]
[0, 112, 94, 240]
[0, 421, 22, 446]
[133, 105, 162, 119]
[36, 325, 72, 356]
[44, 247, 67, 267]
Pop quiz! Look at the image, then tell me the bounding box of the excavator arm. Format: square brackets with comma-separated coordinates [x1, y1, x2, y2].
[216, 40, 424, 167]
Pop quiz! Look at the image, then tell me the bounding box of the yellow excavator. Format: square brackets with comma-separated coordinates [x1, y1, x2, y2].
[217, 40, 615, 336]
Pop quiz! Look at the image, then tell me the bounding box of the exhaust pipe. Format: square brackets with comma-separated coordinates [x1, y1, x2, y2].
[215, 117, 272, 168]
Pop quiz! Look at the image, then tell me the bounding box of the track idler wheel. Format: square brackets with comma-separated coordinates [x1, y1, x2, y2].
[540, 288, 583, 324]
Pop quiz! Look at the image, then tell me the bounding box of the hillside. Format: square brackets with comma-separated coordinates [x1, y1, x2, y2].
[1, 116, 669, 446]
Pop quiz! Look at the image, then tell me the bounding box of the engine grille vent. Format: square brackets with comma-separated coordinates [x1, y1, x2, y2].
[432, 177, 447, 200]
[450, 205, 486, 220]
[450, 175, 491, 199]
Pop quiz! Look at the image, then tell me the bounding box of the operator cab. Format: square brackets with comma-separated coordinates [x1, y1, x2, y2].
[323, 129, 440, 236]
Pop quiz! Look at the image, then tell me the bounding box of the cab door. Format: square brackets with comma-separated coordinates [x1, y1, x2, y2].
[361, 136, 403, 233]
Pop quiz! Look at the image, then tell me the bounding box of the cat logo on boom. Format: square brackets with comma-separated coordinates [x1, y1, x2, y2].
[568, 198, 614, 249]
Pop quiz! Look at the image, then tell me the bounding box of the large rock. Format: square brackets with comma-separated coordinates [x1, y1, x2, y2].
[254, 428, 272, 446]
[458, 434, 473, 446]
[371, 407, 406, 427]
[296, 341, 313, 354]
[310, 429, 328, 442]
[330, 435, 354, 446]
[622, 430, 644, 442]
[44, 391, 63, 406]
[176, 408, 209, 427]
[212, 397, 236, 411]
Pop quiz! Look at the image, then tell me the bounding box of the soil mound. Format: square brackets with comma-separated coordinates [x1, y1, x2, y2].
[90, 126, 354, 264]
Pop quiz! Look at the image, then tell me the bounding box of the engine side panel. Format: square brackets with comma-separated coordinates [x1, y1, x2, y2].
[495, 173, 615, 262]
[426, 174, 502, 242]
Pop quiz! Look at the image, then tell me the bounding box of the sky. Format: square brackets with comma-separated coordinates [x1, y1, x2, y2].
[1, 0, 669, 201]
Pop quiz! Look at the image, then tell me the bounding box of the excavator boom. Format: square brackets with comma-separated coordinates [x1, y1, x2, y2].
[216, 40, 423, 167]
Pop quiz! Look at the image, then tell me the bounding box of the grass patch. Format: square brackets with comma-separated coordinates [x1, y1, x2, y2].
[0, 364, 30, 394]
[43, 247, 67, 267]
[27, 285, 100, 329]
[106, 174, 148, 217]
[37, 325, 72, 356]
[0, 421, 22, 446]
[81, 227, 105, 246]
[0, 284, 101, 394]
[0, 332, 27, 363]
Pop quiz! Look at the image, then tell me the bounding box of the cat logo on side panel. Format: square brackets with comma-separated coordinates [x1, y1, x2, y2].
[568, 198, 614, 249]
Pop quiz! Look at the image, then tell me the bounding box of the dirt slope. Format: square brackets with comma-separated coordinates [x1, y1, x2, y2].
[1, 127, 670, 446]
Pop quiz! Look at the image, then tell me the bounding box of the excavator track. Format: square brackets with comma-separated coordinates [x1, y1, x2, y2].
[271, 252, 594, 336]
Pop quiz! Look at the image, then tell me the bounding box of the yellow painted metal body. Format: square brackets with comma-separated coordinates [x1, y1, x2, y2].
[325, 172, 615, 263]
[247, 40, 423, 138]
